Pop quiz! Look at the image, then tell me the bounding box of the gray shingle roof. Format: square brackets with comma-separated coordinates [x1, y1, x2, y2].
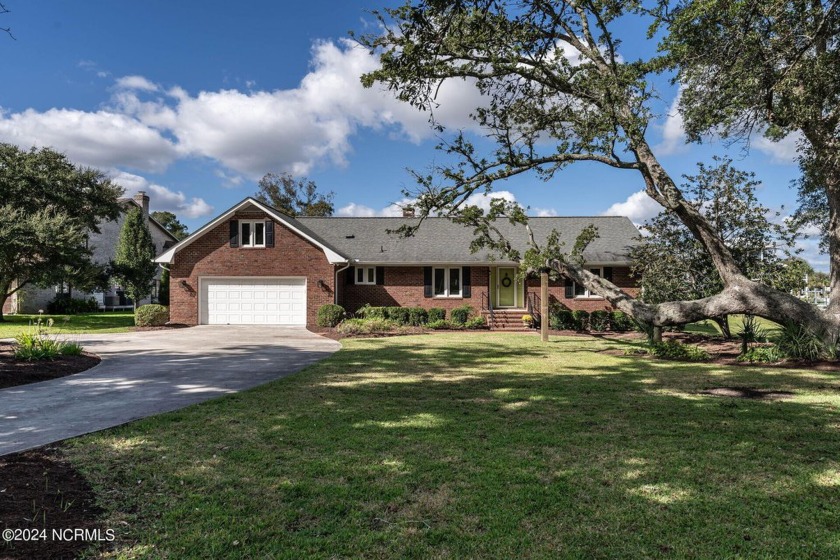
[297, 216, 640, 265]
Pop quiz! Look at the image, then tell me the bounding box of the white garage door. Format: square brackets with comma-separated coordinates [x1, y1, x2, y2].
[201, 278, 307, 325]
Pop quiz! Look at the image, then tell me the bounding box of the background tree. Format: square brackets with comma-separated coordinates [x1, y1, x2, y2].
[254, 173, 334, 217]
[0, 144, 122, 320]
[359, 0, 835, 340]
[151, 210, 189, 240]
[113, 208, 157, 310]
[631, 158, 800, 337]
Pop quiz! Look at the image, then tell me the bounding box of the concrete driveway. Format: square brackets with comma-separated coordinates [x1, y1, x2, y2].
[0, 326, 340, 456]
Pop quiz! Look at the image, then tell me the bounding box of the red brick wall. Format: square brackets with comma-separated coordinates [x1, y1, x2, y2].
[1, 296, 12, 315]
[169, 211, 336, 326]
[342, 266, 490, 315]
[525, 266, 639, 312]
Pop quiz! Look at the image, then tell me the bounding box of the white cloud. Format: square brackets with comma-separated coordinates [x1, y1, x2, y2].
[339, 191, 557, 218]
[109, 39, 483, 179]
[115, 75, 159, 92]
[110, 170, 214, 219]
[0, 107, 178, 172]
[337, 203, 378, 217]
[753, 132, 801, 164]
[603, 190, 662, 225]
[656, 88, 688, 155]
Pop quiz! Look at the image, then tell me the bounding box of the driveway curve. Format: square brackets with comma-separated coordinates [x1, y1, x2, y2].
[0, 326, 340, 456]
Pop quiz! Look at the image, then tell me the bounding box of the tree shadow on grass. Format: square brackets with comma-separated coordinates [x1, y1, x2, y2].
[62, 335, 840, 558]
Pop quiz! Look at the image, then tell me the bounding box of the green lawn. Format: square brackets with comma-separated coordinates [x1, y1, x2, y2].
[0, 312, 135, 338]
[64, 333, 840, 558]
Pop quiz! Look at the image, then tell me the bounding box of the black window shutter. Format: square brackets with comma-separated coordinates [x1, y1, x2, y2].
[603, 267, 613, 283]
[376, 266, 385, 285]
[564, 277, 574, 299]
[423, 267, 433, 298]
[462, 266, 471, 298]
[229, 220, 239, 248]
[346, 266, 355, 285]
[265, 220, 275, 248]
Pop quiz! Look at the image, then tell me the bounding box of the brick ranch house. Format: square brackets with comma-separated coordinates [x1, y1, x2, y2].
[154, 198, 641, 329]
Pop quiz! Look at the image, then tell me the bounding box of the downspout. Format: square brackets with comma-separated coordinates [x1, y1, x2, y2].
[334, 262, 351, 305]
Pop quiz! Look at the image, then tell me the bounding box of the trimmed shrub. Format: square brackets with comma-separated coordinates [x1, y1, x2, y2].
[387, 307, 411, 325]
[135, 304, 169, 327]
[465, 316, 487, 329]
[427, 319, 452, 330]
[590, 310, 611, 332]
[611, 311, 634, 332]
[408, 307, 428, 326]
[646, 340, 711, 362]
[428, 308, 446, 322]
[571, 310, 590, 331]
[316, 304, 345, 327]
[47, 296, 99, 315]
[336, 318, 396, 335]
[737, 345, 784, 363]
[355, 305, 387, 319]
[451, 305, 473, 325]
[549, 308, 575, 330]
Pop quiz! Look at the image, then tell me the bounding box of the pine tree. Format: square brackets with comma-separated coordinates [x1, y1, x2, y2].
[113, 208, 157, 310]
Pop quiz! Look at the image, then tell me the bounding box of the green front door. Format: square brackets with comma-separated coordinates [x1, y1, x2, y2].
[497, 267, 516, 307]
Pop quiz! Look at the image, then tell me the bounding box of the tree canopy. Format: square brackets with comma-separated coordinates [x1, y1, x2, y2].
[631, 158, 801, 335]
[0, 144, 123, 320]
[151, 210, 189, 240]
[254, 173, 334, 217]
[358, 0, 839, 340]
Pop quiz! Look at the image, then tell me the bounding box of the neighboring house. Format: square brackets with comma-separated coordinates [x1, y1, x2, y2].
[3, 192, 179, 314]
[155, 197, 640, 329]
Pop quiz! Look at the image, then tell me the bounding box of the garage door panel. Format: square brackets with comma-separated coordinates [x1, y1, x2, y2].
[202, 278, 307, 325]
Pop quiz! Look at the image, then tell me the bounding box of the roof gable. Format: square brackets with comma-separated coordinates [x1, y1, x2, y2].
[154, 198, 347, 264]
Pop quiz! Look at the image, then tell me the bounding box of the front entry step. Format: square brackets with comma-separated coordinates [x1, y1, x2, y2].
[481, 309, 536, 332]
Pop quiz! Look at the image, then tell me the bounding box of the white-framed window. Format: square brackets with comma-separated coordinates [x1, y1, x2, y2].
[241, 221, 266, 248]
[434, 267, 462, 297]
[356, 266, 377, 285]
[574, 267, 602, 298]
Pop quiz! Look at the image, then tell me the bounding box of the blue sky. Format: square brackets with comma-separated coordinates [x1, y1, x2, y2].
[0, 1, 824, 269]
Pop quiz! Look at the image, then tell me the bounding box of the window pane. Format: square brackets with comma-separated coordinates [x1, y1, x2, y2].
[590, 268, 601, 277]
[434, 268, 446, 295]
[574, 282, 586, 296]
[367, 268, 375, 283]
[241, 222, 251, 246]
[357, 268, 364, 283]
[449, 268, 461, 295]
[254, 222, 265, 245]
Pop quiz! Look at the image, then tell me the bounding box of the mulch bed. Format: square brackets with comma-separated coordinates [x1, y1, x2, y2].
[0, 447, 105, 560]
[0, 344, 101, 390]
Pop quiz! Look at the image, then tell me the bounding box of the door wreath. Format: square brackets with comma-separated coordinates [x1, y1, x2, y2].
[501, 276, 512, 288]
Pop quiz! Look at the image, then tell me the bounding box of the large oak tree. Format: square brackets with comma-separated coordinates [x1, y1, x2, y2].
[0, 144, 123, 320]
[358, 0, 839, 341]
